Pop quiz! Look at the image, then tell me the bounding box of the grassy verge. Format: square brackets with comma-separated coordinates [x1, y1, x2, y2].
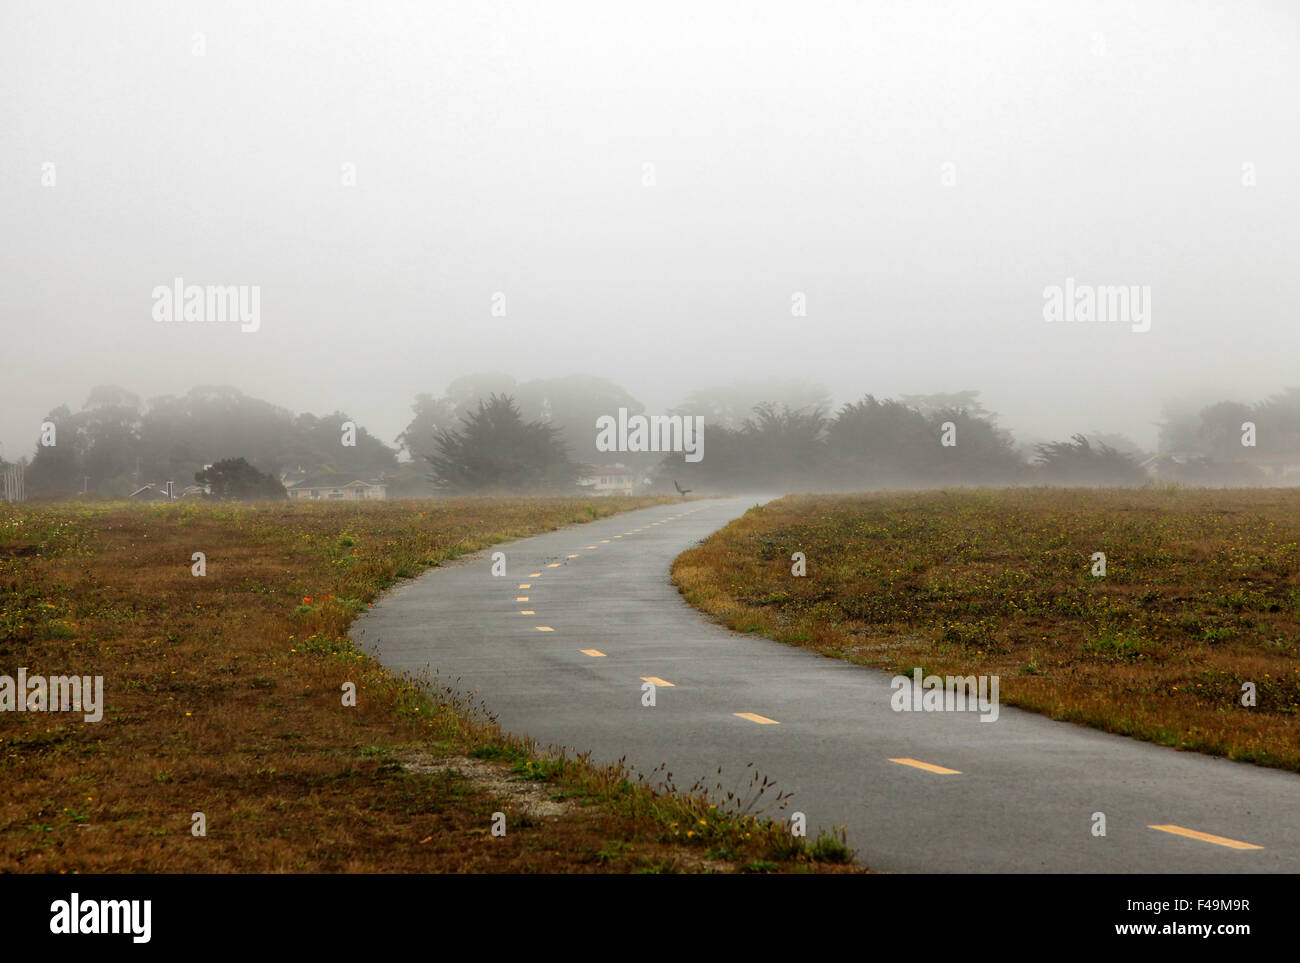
[671, 488, 1300, 771]
[0, 496, 858, 873]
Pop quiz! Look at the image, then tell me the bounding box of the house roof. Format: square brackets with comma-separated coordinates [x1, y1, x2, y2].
[129, 484, 171, 499]
[290, 474, 387, 489]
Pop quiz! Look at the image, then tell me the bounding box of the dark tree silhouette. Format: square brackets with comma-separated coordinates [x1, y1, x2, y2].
[195, 457, 287, 500]
[1033, 434, 1146, 486]
[426, 394, 576, 494]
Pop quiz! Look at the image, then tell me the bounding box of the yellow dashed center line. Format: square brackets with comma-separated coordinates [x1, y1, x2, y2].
[516, 596, 529, 602]
[613, 535, 622, 539]
[518, 583, 531, 588]
[641, 677, 674, 687]
[567, 554, 579, 558]
[529, 572, 541, 577]
[1148, 825, 1263, 850]
[520, 610, 534, 615]
[580, 649, 606, 657]
[733, 712, 780, 725]
[586, 545, 597, 549]
[890, 758, 961, 775]
[600, 539, 611, 543]
[547, 563, 561, 568]
[535, 626, 553, 632]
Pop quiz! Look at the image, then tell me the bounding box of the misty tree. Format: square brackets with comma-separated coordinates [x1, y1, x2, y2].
[825, 396, 1023, 487]
[655, 421, 747, 491]
[660, 402, 831, 492]
[426, 394, 577, 494]
[21, 385, 398, 497]
[1195, 401, 1257, 461]
[401, 373, 652, 470]
[1153, 390, 1300, 483]
[1252, 388, 1300, 459]
[79, 386, 144, 491]
[24, 404, 84, 493]
[512, 374, 650, 466]
[1156, 400, 1204, 455]
[443, 372, 520, 410]
[195, 457, 287, 500]
[1032, 435, 1146, 486]
[24, 388, 144, 495]
[397, 393, 459, 463]
[672, 379, 832, 431]
[740, 403, 830, 477]
[1084, 432, 1148, 460]
[826, 395, 937, 486]
[283, 411, 397, 476]
[898, 390, 991, 420]
[670, 393, 1029, 491]
[923, 407, 1024, 484]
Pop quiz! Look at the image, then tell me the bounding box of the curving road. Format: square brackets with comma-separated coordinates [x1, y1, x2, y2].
[353, 496, 1300, 873]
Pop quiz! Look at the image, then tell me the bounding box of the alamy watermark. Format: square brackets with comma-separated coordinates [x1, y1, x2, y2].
[0, 670, 103, 722]
[595, 408, 704, 462]
[1042, 278, 1150, 333]
[50, 893, 150, 943]
[152, 277, 260, 332]
[890, 668, 1000, 722]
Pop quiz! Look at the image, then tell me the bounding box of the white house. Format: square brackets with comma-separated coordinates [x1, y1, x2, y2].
[576, 463, 636, 495]
[284, 473, 388, 501]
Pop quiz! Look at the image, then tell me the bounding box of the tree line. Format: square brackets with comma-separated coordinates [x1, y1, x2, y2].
[19, 385, 400, 499]
[8, 379, 1300, 500]
[662, 396, 1147, 491]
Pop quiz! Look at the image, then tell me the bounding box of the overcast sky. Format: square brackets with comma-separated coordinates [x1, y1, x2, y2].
[2, 0, 1297, 460]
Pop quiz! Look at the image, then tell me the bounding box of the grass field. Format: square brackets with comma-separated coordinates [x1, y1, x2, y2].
[0, 496, 856, 873]
[671, 488, 1300, 771]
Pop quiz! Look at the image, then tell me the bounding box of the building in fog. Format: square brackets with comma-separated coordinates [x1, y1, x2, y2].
[284, 473, 388, 501]
[576, 463, 636, 495]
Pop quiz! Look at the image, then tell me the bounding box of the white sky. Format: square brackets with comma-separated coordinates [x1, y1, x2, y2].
[2, 0, 1297, 458]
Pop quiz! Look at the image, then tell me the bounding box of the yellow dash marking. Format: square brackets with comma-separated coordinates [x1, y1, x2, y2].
[586, 545, 597, 549]
[889, 758, 961, 775]
[1148, 825, 1263, 850]
[613, 535, 622, 538]
[600, 539, 611, 543]
[733, 712, 779, 725]
[518, 583, 531, 588]
[547, 563, 561, 568]
[580, 649, 606, 657]
[567, 554, 579, 558]
[516, 596, 529, 602]
[520, 610, 534, 615]
[641, 677, 674, 687]
[535, 626, 553, 632]
[529, 573, 541, 577]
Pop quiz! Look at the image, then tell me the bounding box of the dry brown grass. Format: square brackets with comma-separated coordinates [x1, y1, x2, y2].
[672, 488, 1300, 770]
[0, 496, 859, 873]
